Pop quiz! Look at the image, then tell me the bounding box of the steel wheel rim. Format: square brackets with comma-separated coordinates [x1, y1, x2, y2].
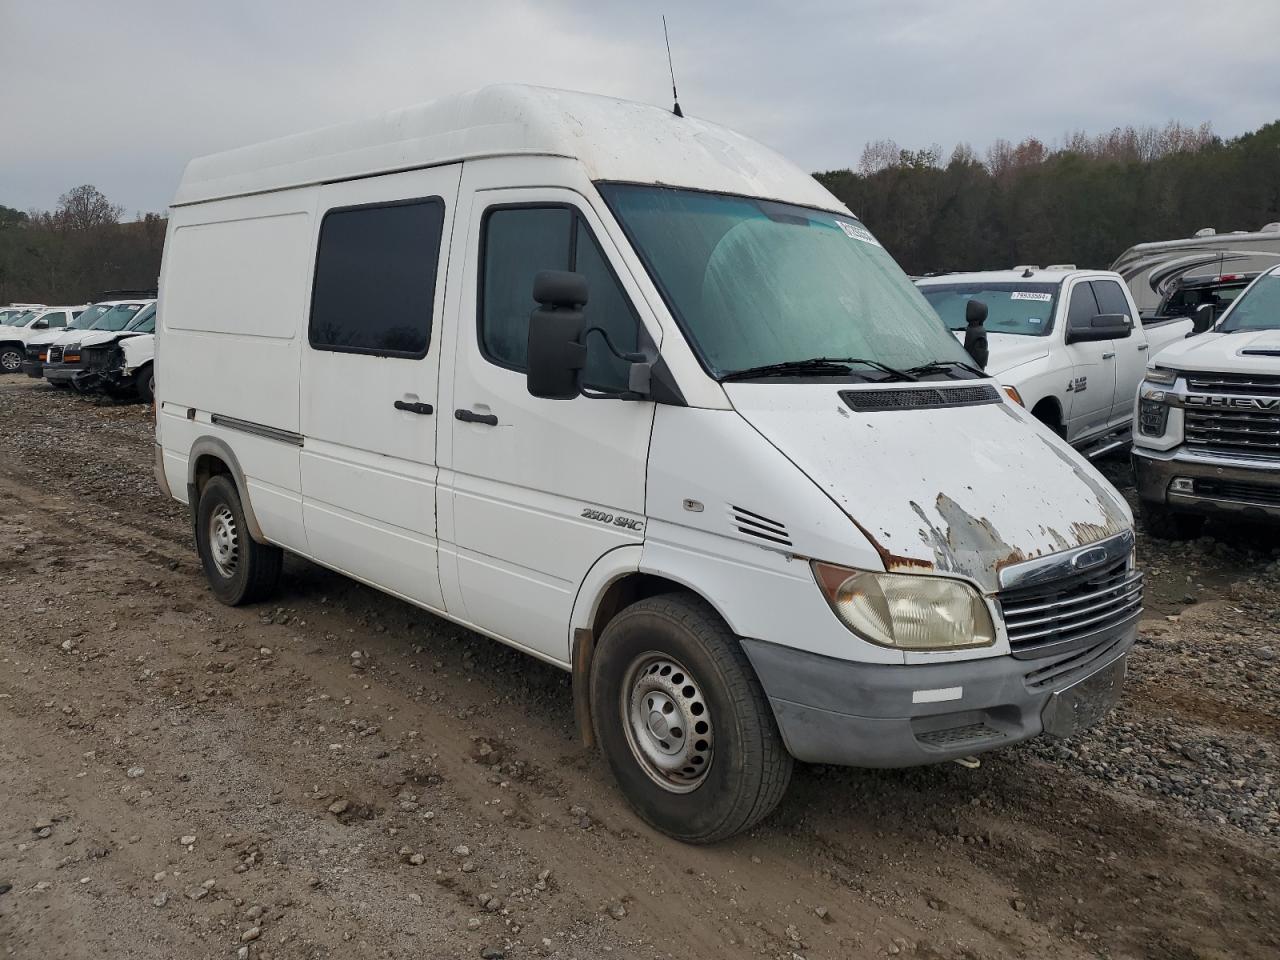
[620, 653, 714, 793]
[0, 350, 20, 372]
[208, 504, 240, 578]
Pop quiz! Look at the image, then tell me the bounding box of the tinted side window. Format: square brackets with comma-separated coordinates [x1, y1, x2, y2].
[1091, 280, 1131, 320]
[480, 206, 641, 391]
[309, 198, 444, 357]
[1066, 283, 1100, 330]
[46, 312, 67, 328]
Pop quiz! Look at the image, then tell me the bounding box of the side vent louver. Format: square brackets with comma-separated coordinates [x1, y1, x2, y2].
[840, 384, 1000, 412]
[730, 505, 792, 547]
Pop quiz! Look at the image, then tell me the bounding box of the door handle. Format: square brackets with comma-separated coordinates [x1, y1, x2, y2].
[1102, 352, 1116, 360]
[1137, 344, 1149, 352]
[394, 400, 433, 415]
[455, 408, 499, 426]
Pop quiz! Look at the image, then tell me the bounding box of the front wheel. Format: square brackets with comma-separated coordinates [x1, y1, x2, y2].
[590, 593, 793, 843]
[135, 364, 155, 403]
[195, 475, 283, 605]
[0, 346, 23, 374]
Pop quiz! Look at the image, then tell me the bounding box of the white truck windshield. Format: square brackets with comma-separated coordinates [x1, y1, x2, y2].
[1219, 273, 1280, 332]
[91, 303, 144, 331]
[600, 184, 969, 379]
[918, 282, 1059, 337]
[68, 304, 112, 330]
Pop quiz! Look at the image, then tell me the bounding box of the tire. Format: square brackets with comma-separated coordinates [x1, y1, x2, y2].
[0, 346, 23, 374]
[135, 364, 155, 403]
[195, 475, 283, 606]
[1140, 500, 1205, 540]
[590, 593, 793, 843]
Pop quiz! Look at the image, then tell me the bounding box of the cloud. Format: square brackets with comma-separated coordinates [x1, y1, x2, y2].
[3, 0, 1278, 214]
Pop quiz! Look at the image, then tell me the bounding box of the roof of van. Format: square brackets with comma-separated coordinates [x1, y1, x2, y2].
[172, 84, 845, 214]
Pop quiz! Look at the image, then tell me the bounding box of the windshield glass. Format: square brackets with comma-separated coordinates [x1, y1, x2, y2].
[1219, 273, 1280, 332]
[0, 309, 20, 325]
[599, 184, 970, 379]
[125, 304, 156, 331]
[69, 303, 112, 330]
[918, 282, 1059, 336]
[91, 302, 145, 331]
[11, 311, 38, 327]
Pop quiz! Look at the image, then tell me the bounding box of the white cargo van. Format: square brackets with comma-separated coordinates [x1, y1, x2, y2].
[157, 86, 1142, 842]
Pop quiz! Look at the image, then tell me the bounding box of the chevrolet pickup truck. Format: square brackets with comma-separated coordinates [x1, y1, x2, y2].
[1133, 264, 1280, 537]
[917, 268, 1193, 455]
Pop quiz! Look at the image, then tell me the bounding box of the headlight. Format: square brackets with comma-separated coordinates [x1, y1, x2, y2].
[1144, 366, 1177, 385]
[812, 562, 995, 650]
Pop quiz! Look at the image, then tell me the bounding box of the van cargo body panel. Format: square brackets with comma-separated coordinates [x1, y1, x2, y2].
[726, 383, 1132, 594]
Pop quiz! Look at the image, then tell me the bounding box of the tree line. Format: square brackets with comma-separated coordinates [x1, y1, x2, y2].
[0, 185, 164, 305]
[816, 120, 1280, 276]
[4, 118, 1279, 304]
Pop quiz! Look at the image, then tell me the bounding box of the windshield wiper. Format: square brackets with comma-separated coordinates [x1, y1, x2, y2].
[721, 357, 917, 383]
[905, 358, 987, 379]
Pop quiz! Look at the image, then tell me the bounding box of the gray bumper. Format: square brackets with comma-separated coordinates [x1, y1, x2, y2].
[1133, 447, 1280, 522]
[741, 624, 1135, 768]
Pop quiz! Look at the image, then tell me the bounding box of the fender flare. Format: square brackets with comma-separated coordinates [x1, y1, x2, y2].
[185, 435, 267, 542]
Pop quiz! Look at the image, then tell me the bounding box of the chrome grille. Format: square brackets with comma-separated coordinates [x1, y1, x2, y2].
[1185, 373, 1280, 395]
[47, 344, 63, 363]
[1184, 408, 1280, 458]
[999, 558, 1142, 658]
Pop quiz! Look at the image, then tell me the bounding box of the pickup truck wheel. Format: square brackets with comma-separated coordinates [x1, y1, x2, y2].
[135, 364, 155, 403]
[590, 593, 793, 844]
[195, 475, 282, 606]
[1140, 500, 1205, 541]
[0, 347, 22, 373]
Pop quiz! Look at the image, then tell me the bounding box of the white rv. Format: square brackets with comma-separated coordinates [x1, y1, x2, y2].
[156, 86, 1142, 842]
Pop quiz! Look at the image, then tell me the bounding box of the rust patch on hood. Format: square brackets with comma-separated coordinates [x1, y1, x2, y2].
[849, 516, 935, 573]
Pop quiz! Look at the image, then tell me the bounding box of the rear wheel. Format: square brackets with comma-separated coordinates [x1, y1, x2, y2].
[135, 364, 155, 403]
[195, 475, 282, 605]
[1140, 500, 1205, 540]
[0, 346, 22, 374]
[590, 593, 792, 843]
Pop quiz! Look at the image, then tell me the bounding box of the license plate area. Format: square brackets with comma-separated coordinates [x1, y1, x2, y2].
[1041, 655, 1126, 738]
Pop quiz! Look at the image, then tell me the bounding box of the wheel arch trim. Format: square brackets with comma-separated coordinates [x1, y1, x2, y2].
[185, 436, 267, 542]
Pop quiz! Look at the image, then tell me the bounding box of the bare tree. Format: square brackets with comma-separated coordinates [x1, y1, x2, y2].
[55, 185, 124, 231]
[858, 139, 902, 176]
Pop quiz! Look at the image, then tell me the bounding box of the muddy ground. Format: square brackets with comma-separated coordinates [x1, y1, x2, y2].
[0, 376, 1276, 960]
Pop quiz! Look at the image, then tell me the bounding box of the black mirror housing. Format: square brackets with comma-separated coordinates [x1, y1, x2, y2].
[1191, 303, 1216, 335]
[963, 298, 988, 369]
[527, 270, 588, 400]
[1067, 313, 1131, 344]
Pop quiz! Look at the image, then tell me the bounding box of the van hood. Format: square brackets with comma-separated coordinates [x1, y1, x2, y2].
[952, 331, 1050, 376]
[25, 329, 66, 347]
[1152, 328, 1280, 376]
[724, 382, 1131, 594]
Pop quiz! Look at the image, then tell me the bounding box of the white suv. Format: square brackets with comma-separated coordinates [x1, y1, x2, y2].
[0, 306, 87, 373]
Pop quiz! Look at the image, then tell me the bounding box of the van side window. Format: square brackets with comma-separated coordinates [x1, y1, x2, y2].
[1091, 280, 1132, 322]
[309, 198, 445, 358]
[1066, 283, 1100, 329]
[480, 205, 641, 391]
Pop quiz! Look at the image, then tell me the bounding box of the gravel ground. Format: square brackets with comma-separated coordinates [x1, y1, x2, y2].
[0, 377, 1277, 960]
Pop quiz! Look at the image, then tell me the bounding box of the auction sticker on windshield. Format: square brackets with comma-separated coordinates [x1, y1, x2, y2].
[1011, 291, 1053, 301]
[836, 220, 882, 246]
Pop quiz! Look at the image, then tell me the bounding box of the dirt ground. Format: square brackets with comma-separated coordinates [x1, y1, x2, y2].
[1, 377, 1277, 960]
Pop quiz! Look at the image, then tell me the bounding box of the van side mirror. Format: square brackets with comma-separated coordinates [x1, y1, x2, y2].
[1191, 302, 1216, 335]
[33, 320, 47, 329]
[527, 270, 588, 400]
[1067, 313, 1130, 344]
[962, 299, 988, 370]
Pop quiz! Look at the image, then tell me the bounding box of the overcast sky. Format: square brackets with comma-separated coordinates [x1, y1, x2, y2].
[4, 0, 1279, 216]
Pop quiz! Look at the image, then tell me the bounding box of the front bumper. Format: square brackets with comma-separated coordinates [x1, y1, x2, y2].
[1133, 446, 1280, 522]
[43, 363, 101, 390]
[742, 622, 1136, 768]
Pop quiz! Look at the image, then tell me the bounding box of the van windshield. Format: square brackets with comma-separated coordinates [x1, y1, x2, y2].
[91, 302, 144, 331]
[125, 304, 156, 331]
[917, 282, 1059, 336]
[69, 304, 112, 330]
[599, 184, 971, 379]
[1219, 273, 1280, 332]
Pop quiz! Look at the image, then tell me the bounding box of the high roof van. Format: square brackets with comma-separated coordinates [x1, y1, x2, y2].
[156, 85, 1142, 842]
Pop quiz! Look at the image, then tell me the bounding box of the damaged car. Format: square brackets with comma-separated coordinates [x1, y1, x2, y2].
[43, 300, 155, 395]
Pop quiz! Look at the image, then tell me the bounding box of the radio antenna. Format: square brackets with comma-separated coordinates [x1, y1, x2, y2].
[663, 16, 683, 117]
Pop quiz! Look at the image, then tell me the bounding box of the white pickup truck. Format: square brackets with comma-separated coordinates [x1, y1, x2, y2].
[917, 268, 1193, 454]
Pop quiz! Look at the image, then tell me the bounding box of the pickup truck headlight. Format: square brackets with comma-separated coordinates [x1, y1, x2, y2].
[1143, 366, 1178, 386]
[812, 561, 995, 650]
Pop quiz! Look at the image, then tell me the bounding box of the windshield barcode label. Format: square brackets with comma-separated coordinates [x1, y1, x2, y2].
[1011, 291, 1052, 301]
[836, 220, 882, 246]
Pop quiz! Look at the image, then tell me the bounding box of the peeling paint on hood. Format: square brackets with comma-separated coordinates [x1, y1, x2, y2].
[725, 383, 1133, 593]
